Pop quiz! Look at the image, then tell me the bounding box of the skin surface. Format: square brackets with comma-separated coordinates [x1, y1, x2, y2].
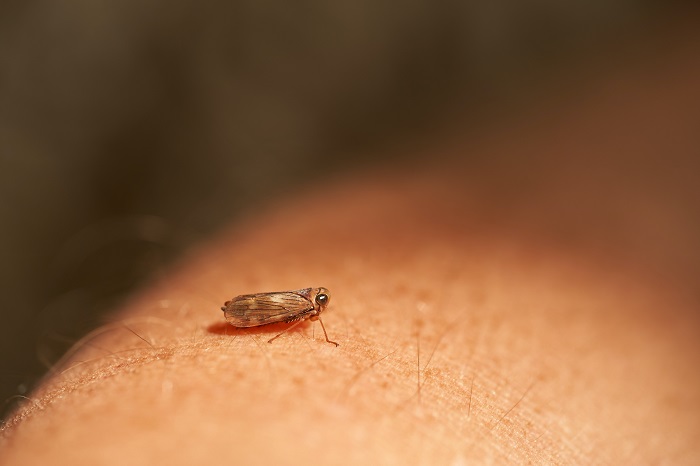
[2, 25, 700, 466]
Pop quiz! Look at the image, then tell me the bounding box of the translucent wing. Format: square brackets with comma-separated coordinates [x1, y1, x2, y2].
[223, 289, 314, 327]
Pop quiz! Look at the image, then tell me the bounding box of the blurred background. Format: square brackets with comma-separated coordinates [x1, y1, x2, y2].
[0, 1, 697, 419]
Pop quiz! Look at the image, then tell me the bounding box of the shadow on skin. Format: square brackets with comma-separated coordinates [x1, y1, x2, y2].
[206, 320, 312, 340]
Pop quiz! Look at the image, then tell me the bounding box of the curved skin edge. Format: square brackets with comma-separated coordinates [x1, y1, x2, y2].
[1, 167, 699, 465]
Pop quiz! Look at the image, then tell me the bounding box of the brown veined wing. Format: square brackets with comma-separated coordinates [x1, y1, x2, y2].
[224, 289, 314, 327]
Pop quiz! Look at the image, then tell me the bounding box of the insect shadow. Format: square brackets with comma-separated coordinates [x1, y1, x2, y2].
[206, 320, 313, 339]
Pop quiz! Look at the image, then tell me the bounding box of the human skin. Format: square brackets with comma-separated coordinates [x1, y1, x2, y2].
[2, 26, 700, 466]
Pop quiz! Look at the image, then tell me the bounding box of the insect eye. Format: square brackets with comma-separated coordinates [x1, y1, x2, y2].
[316, 294, 329, 305]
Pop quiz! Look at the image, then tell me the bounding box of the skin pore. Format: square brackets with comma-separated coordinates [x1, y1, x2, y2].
[2, 25, 700, 466]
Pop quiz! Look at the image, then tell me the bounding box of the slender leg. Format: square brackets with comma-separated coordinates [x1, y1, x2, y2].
[267, 319, 306, 344]
[317, 317, 339, 347]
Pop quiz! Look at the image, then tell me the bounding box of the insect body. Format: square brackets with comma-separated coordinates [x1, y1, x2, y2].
[221, 287, 338, 346]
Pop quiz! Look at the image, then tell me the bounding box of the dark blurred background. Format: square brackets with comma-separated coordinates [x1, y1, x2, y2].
[0, 1, 696, 419]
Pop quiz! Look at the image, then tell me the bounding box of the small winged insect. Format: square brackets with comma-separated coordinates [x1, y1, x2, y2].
[221, 287, 338, 346]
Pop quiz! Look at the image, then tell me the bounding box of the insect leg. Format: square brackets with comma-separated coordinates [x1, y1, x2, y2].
[317, 316, 339, 347]
[267, 319, 306, 344]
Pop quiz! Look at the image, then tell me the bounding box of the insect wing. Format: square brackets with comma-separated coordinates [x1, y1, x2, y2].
[224, 290, 313, 327]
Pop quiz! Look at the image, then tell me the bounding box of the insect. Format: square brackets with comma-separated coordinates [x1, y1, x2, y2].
[221, 287, 338, 346]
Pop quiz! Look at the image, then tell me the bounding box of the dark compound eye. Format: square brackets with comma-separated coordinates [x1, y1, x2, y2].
[315, 293, 329, 305]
